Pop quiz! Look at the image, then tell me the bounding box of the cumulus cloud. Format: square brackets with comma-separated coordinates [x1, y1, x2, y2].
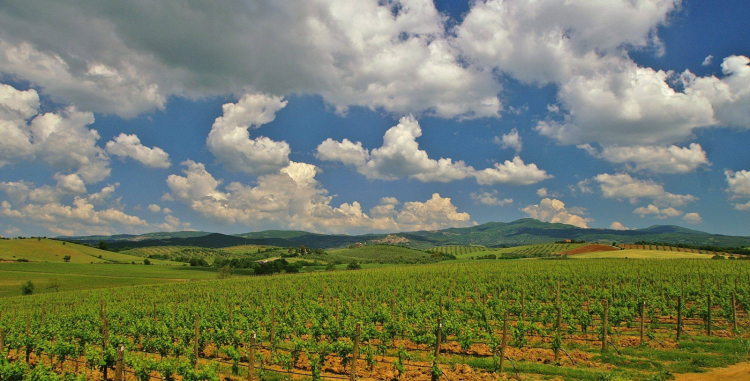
[0, 83, 111, 183]
[537, 61, 716, 146]
[470, 190, 512, 207]
[682, 56, 750, 129]
[494, 129, 522, 153]
[317, 116, 473, 182]
[521, 198, 591, 228]
[609, 221, 629, 231]
[158, 214, 191, 232]
[474, 157, 552, 186]
[318, 116, 550, 185]
[0, 181, 147, 235]
[106, 133, 171, 168]
[581, 143, 710, 174]
[725, 170, 750, 210]
[633, 204, 683, 219]
[206, 93, 291, 176]
[164, 160, 474, 234]
[0, 1, 500, 119]
[315, 138, 369, 167]
[455, 0, 678, 85]
[148, 204, 161, 213]
[682, 213, 702, 224]
[702, 55, 714, 66]
[593, 173, 697, 207]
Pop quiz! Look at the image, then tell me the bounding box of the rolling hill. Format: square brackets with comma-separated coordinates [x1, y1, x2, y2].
[60, 218, 750, 250]
[0, 238, 175, 264]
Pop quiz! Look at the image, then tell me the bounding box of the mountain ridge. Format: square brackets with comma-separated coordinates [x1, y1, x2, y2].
[60, 218, 750, 249]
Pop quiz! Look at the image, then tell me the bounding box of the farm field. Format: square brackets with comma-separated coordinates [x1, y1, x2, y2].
[0, 239, 174, 265]
[575, 249, 714, 259]
[1, 260, 749, 381]
[0, 262, 255, 297]
[326, 244, 436, 264]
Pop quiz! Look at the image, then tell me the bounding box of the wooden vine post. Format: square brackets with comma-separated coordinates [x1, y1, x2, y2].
[706, 294, 712, 336]
[639, 301, 646, 346]
[0, 327, 5, 356]
[676, 296, 683, 341]
[248, 331, 256, 381]
[432, 318, 443, 381]
[601, 300, 609, 353]
[732, 292, 738, 334]
[270, 307, 276, 350]
[194, 314, 199, 369]
[500, 311, 509, 372]
[114, 345, 124, 381]
[350, 323, 361, 381]
[554, 281, 562, 364]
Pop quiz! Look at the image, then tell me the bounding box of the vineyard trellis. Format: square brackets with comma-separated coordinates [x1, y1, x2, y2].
[1, 259, 749, 381]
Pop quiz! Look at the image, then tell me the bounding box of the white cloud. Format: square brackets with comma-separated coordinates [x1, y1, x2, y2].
[470, 190, 512, 207]
[726, 170, 750, 197]
[537, 62, 716, 146]
[0, 83, 111, 183]
[315, 138, 369, 167]
[165, 160, 474, 234]
[593, 173, 697, 207]
[683, 56, 750, 129]
[106, 133, 171, 168]
[318, 117, 550, 185]
[148, 204, 161, 213]
[474, 156, 552, 186]
[0, 1, 500, 119]
[53, 173, 87, 195]
[521, 198, 591, 228]
[609, 221, 629, 231]
[633, 204, 683, 219]
[702, 55, 714, 66]
[682, 213, 702, 224]
[0, 182, 147, 235]
[725, 170, 750, 211]
[536, 188, 562, 198]
[494, 129, 522, 153]
[206, 93, 290, 176]
[158, 214, 191, 232]
[0, 41, 165, 118]
[318, 115, 473, 183]
[455, 0, 678, 85]
[582, 143, 710, 174]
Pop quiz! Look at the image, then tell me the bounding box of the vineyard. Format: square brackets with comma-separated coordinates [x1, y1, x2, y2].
[431, 246, 487, 257]
[500, 243, 587, 257]
[121, 246, 284, 263]
[618, 244, 740, 258]
[1, 260, 749, 381]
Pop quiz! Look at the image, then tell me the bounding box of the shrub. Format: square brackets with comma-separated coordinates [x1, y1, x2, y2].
[347, 261, 361, 270]
[21, 281, 34, 295]
[143, 258, 152, 265]
[63, 255, 71, 262]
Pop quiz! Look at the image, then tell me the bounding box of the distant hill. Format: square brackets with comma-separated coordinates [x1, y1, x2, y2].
[61, 218, 750, 250]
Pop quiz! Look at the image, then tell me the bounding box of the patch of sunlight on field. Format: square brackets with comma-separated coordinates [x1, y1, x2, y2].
[574, 249, 713, 259]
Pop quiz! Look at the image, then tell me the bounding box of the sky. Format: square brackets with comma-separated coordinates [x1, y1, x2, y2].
[0, 0, 749, 237]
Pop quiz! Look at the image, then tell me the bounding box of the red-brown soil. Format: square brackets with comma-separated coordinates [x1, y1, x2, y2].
[558, 244, 619, 255]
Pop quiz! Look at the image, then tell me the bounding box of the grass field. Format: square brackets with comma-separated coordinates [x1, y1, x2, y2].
[327, 244, 433, 263]
[0, 262, 255, 297]
[574, 249, 714, 259]
[0, 239, 174, 264]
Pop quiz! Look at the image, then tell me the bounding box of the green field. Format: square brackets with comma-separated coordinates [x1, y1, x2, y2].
[327, 244, 434, 263]
[0, 262, 255, 297]
[1, 259, 748, 381]
[0, 238, 174, 264]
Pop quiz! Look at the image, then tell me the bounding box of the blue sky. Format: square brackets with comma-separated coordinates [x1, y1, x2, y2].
[1, 0, 749, 237]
